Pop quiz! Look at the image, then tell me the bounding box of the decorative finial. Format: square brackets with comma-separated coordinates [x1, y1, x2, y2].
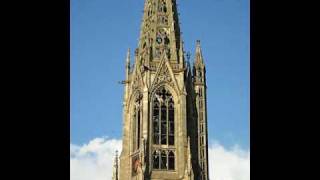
[196, 40, 201, 54]
[126, 48, 130, 62]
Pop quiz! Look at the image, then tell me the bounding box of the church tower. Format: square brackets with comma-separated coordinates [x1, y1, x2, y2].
[117, 1, 209, 179]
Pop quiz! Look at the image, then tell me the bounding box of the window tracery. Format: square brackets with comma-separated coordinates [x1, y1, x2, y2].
[133, 94, 142, 151]
[158, 0, 167, 13]
[152, 87, 174, 145]
[152, 149, 175, 170]
[152, 87, 175, 170]
[158, 16, 168, 26]
[168, 151, 175, 170]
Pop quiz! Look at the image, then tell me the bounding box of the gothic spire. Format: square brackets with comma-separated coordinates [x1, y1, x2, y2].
[194, 40, 205, 67]
[136, 0, 182, 65]
[193, 40, 206, 84]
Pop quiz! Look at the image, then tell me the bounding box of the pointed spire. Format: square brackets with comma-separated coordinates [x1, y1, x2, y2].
[195, 40, 204, 66]
[179, 39, 185, 66]
[125, 48, 131, 80]
[136, 0, 182, 65]
[193, 40, 206, 83]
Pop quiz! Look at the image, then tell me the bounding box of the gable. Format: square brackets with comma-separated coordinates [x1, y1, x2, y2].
[150, 53, 180, 94]
[130, 62, 145, 94]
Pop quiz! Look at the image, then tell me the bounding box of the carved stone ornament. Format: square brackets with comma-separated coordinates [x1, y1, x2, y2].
[153, 63, 174, 88]
[132, 76, 139, 91]
[132, 72, 143, 91]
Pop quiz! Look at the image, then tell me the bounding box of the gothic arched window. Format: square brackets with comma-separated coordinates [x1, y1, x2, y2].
[160, 150, 167, 169]
[160, 101, 167, 144]
[152, 87, 174, 145]
[158, 0, 167, 13]
[152, 87, 175, 171]
[168, 151, 175, 170]
[168, 98, 174, 145]
[152, 150, 175, 170]
[153, 151, 160, 169]
[133, 95, 142, 151]
[153, 98, 160, 145]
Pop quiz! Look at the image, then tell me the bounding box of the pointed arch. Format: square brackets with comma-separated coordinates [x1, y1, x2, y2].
[129, 91, 143, 152]
[150, 85, 176, 171]
[168, 151, 175, 170]
[160, 150, 167, 169]
[151, 86, 175, 146]
[153, 150, 160, 169]
[150, 53, 181, 95]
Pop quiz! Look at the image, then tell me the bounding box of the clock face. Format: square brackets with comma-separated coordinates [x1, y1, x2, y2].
[156, 36, 162, 44]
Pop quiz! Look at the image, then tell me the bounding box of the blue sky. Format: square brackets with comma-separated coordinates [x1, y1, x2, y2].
[71, 0, 249, 150]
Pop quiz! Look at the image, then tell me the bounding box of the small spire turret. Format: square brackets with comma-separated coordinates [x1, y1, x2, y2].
[125, 48, 131, 79]
[194, 40, 205, 67]
[179, 39, 185, 67]
[193, 40, 206, 84]
[112, 150, 119, 180]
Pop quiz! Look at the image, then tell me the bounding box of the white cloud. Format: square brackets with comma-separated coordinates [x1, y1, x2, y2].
[70, 138, 249, 180]
[209, 141, 250, 180]
[70, 138, 122, 180]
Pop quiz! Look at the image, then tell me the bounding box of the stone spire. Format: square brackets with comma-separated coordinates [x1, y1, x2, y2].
[194, 40, 205, 67]
[193, 40, 206, 84]
[112, 150, 119, 180]
[118, 1, 210, 180]
[136, 0, 182, 66]
[192, 39, 208, 180]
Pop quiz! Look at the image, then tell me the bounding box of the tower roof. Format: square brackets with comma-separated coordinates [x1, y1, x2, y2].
[137, 0, 182, 64]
